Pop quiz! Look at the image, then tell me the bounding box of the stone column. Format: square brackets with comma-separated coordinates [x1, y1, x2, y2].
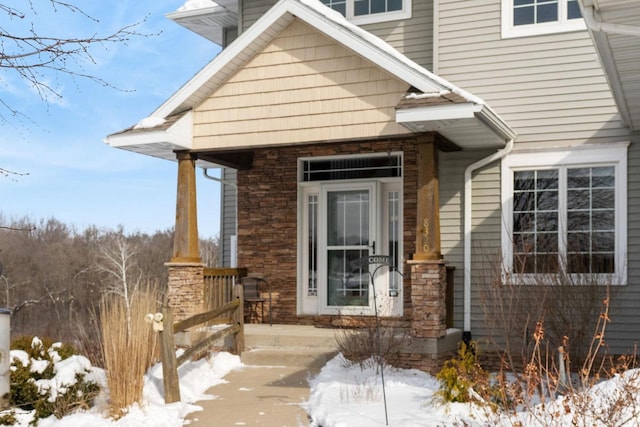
[167, 151, 204, 321]
[409, 259, 447, 338]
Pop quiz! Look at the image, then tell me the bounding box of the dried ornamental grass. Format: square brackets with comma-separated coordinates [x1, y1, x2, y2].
[100, 282, 159, 418]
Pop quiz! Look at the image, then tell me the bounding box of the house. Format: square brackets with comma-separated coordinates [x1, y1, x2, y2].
[105, 0, 640, 371]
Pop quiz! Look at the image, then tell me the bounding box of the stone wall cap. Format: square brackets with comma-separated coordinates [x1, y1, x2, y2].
[164, 262, 206, 267]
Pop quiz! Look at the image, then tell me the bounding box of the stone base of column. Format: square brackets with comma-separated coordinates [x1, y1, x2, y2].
[165, 262, 206, 322]
[397, 329, 462, 375]
[409, 259, 447, 339]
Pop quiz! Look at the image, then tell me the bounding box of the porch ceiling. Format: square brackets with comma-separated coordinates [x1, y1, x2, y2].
[580, 0, 640, 131]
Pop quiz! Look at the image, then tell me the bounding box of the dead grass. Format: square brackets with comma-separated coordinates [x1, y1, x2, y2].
[100, 281, 160, 418]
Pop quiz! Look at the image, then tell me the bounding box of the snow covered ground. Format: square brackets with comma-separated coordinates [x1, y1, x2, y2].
[7, 350, 640, 427]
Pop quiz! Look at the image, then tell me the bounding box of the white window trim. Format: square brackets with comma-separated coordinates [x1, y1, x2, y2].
[326, 0, 411, 26]
[501, 143, 629, 285]
[501, 0, 586, 39]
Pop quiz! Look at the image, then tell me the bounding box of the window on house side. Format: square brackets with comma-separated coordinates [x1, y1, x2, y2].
[503, 0, 585, 38]
[501, 144, 628, 284]
[320, 0, 410, 25]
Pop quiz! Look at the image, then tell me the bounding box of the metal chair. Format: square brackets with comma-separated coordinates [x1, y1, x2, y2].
[241, 276, 272, 325]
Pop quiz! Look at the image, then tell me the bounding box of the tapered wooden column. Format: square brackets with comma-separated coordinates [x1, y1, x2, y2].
[413, 140, 442, 261]
[172, 150, 201, 263]
[166, 151, 203, 322]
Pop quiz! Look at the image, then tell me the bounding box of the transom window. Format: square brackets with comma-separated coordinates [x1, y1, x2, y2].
[320, 0, 411, 25]
[502, 0, 585, 38]
[501, 144, 628, 284]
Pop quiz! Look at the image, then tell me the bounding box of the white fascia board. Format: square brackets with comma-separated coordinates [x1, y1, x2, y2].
[155, 0, 467, 119]
[396, 103, 482, 123]
[396, 103, 516, 143]
[154, 2, 295, 118]
[105, 111, 193, 150]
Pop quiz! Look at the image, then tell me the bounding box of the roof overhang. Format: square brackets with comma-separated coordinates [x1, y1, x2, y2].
[579, 0, 640, 131]
[396, 103, 516, 148]
[166, 0, 238, 45]
[107, 0, 516, 163]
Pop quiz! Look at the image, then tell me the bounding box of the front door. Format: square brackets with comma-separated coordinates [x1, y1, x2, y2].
[322, 184, 375, 314]
[298, 154, 403, 317]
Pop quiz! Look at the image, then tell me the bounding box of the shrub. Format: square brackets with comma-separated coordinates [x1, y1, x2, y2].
[334, 325, 407, 370]
[436, 341, 501, 408]
[4, 336, 100, 425]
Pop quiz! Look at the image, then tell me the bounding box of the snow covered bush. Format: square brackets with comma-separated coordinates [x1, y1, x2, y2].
[3, 337, 101, 425]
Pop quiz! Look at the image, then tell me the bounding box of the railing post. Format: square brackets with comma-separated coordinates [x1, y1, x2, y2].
[232, 284, 244, 355]
[159, 305, 181, 403]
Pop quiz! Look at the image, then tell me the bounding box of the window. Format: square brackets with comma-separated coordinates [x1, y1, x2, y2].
[501, 143, 628, 284]
[320, 0, 411, 25]
[502, 0, 585, 38]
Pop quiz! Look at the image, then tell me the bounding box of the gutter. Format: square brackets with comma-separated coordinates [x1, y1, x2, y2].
[581, 4, 640, 37]
[462, 139, 514, 341]
[202, 168, 237, 188]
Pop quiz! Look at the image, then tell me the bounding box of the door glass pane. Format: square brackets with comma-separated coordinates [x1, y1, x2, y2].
[327, 190, 369, 246]
[308, 194, 318, 296]
[328, 249, 369, 306]
[327, 189, 370, 307]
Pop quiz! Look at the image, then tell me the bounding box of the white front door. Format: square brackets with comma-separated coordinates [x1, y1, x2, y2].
[320, 183, 376, 314]
[298, 154, 403, 317]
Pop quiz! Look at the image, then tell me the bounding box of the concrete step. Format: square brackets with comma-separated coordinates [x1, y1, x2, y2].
[244, 324, 338, 351]
[242, 324, 339, 368]
[240, 348, 338, 368]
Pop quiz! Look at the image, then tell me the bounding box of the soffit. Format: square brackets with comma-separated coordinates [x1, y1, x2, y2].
[581, 0, 640, 131]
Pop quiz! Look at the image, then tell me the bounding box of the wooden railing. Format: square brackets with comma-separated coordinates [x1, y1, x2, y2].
[158, 284, 245, 403]
[203, 267, 247, 311]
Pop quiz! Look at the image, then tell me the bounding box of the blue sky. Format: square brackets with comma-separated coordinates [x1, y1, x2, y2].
[0, 1, 223, 238]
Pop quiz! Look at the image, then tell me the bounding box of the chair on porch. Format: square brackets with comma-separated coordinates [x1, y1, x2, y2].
[241, 276, 272, 325]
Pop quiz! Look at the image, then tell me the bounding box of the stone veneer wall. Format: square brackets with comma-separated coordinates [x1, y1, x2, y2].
[236, 136, 428, 327]
[409, 260, 447, 338]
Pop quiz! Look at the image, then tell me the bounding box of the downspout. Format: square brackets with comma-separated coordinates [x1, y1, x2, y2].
[581, 4, 640, 37]
[463, 139, 514, 342]
[202, 168, 238, 188]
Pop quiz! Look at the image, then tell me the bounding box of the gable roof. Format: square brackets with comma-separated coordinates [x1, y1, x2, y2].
[105, 0, 516, 165]
[579, 0, 640, 131]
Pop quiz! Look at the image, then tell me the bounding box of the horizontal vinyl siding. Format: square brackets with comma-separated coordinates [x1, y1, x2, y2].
[361, 0, 433, 70]
[243, 1, 433, 70]
[437, 0, 637, 354]
[242, 0, 276, 30]
[439, 150, 500, 332]
[192, 19, 411, 148]
[436, 0, 631, 150]
[610, 134, 640, 353]
[221, 168, 237, 267]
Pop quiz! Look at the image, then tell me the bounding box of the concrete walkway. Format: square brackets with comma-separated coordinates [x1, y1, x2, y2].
[184, 325, 338, 427]
[185, 363, 317, 427]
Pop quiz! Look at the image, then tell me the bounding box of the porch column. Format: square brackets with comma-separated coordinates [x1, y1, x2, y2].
[413, 139, 442, 261]
[410, 137, 447, 339]
[166, 150, 204, 321]
[172, 150, 201, 263]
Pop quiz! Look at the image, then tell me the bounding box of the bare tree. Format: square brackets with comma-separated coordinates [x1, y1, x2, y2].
[0, 1, 149, 123]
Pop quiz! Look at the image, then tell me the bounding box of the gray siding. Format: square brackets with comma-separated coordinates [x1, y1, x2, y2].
[437, 0, 638, 354]
[436, 0, 629, 148]
[220, 168, 238, 267]
[242, 0, 433, 69]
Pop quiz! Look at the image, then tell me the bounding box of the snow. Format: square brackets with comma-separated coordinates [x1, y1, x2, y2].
[133, 116, 166, 130]
[6, 348, 640, 427]
[176, 0, 219, 12]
